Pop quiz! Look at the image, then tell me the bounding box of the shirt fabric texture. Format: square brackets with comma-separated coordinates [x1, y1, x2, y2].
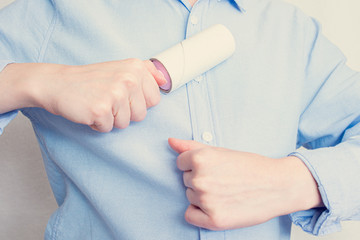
[1, 0, 360, 239]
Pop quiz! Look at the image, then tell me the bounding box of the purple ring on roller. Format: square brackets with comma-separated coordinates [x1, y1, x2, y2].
[150, 58, 172, 93]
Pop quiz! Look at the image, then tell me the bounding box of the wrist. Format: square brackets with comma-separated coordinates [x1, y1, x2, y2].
[0, 62, 68, 113]
[279, 156, 324, 213]
[0, 63, 36, 112]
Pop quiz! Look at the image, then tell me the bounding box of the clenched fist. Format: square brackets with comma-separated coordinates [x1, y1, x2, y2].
[0, 59, 166, 132]
[168, 138, 323, 231]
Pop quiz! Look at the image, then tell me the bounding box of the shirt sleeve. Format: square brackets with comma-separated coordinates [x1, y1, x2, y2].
[0, 60, 18, 135]
[289, 17, 360, 236]
[0, 0, 56, 135]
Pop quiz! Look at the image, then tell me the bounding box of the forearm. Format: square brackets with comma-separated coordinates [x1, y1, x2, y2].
[277, 156, 324, 215]
[0, 63, 47, 113]
[169, 138, 326, 230]
[0, 60, 165, 132]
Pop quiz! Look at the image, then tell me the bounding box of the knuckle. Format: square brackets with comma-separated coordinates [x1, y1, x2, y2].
[131, 109, 147, 122]
[184, 208, 194, 224]
[121, 73, 139, 90]
[111, 89, 127, 103]
[198, 194, 210, 207]
[127, 58, 143, 66]
[185, 188, 192, 200]
[191, 177, 207, 191]
[126, 58, 145, 72]
[91, 104, 109, 118]
[146, 91, 161, 107]
[191, 151, 206, 169]
[208, 213, 226, 231]
[90, 121, 112, 133]
[112, 71, 138, 90]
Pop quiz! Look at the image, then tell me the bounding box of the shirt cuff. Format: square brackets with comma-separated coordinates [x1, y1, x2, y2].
[0, 59, 14, 71]
[0, 60, 18, 135]
[288, 143, 360, 235]
[0, 110, 18, 135]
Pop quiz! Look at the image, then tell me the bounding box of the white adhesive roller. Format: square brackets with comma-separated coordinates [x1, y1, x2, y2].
[151, 24, 236, 93]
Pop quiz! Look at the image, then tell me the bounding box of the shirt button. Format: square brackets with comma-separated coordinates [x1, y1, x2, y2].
[194, 76, 203, 83]
[190, 16, 199, 25]
[202, 132, 213, 143]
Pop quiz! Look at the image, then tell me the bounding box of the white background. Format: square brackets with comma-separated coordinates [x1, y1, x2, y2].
[0, 0, 359, 239]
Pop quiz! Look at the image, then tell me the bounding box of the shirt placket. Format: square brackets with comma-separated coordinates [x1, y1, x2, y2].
[185, 1, 217, 145]
[185, 1, 225, 239]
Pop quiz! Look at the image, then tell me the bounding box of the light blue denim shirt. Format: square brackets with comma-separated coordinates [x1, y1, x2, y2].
[1, 0, 360, 239]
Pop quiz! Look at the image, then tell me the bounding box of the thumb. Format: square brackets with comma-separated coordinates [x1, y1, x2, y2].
[144, 60, 167, 86]
[168, 138, 206, 154]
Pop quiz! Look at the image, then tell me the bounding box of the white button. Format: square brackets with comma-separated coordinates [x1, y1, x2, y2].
[202, 132, 213, 142]
[194, 76, 203, 83]
[190, 16, 198, 25]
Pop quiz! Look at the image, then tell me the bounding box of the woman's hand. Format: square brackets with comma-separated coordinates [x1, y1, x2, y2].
[0, 59, 166, 132]
[169, 138, 323, 230]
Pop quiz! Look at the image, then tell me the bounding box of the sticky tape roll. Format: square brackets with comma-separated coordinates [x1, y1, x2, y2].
[150, 24, 236, 93]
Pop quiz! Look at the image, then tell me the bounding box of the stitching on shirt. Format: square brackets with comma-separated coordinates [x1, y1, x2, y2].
[186, 82, 199, 141]
[51, 204, 64, 240]
[201, 0, 218, 147]
[37, 0, 58, 62]
[204, 73, 218, 146]
[298, 17, 350, 149]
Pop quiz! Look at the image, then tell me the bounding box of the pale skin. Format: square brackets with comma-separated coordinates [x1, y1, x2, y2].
[168, 138, 323, 230]
[0, 0, 323, 231]
[0, 60, 166, 132]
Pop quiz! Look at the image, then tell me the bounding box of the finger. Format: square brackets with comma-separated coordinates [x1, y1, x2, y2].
[168, 138, 206, 154]
[183, 171, 194, 188]
[128, 90, 147, 122]
[176, 151, 194, 171]
[144, 60, 167, 86]
[113, 100, 131, 129]
[185, 204, 211, 229]
[186, 188, 201, 207]
[90, 112, 114, 133]
[142, 71, 161, 108]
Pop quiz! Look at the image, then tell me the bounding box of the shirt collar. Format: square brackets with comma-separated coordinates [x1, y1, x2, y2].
[232, 0, 246, 12]
[179, 0, 246, 12]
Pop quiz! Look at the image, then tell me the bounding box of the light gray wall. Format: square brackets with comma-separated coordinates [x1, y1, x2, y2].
[0, 0, 359, 239]
[0, 113, 57, 239]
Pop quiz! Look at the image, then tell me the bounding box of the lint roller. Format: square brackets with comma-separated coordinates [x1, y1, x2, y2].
[150, 24, 236, 93]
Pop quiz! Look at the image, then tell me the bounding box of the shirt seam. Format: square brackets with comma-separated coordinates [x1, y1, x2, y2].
[37, 0, 58, 62]
[299, 17, 325, 122]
